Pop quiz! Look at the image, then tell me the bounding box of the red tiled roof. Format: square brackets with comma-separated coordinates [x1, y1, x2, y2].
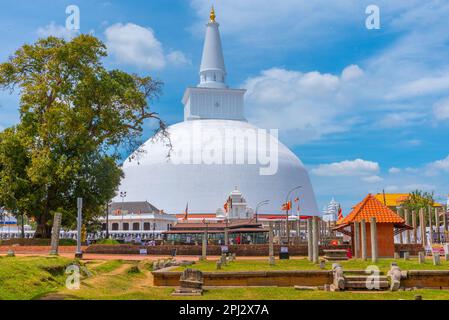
[338, 194, 405, 225]
[174, 213, 217, 219]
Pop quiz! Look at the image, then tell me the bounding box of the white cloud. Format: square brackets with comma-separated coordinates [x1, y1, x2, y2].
[105, 23, 165, 70]
[104, 23, 189, 70]
[376, 112, 426, 128]
[244, 67, 360, 144]
[37, 22, 79, 40]
[427, 155, 449, 174]
[401, 139, 422, 147]
[341, 64, 364, 81]
[433, 98, 449, 120]
[362, 175, 383, 183]
[311, 159, 380, 177]
[389, 167, 401, 174]
[166, 51, 192, 66]
[404, 184, 436, 191]
[385, 185, 399, 192]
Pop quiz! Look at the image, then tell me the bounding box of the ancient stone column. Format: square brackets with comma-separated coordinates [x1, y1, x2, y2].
[269, 221, 275, 265]
[435, 207, 440, 244]
[428, 206, 433, 245]
[418, 251, 425, 264]
[50, 212, 62, 255]
[307, 218, 313, 261]
[419, 208, 427, 247]
[370, 217, 378, 263]
[353, 221, 360, 258]
[404, 209, 410, 244]
[360, 219, 367, 261]
[412, 210, 417, 244]
[444, 205, 448, 234]
[295, 220, 300, 244]
[433, 253, 441, 266]
[312, 216, 319, 264]
[201, 231, 207, 260]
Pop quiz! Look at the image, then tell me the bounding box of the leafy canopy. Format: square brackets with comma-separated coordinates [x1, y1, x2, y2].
[0, 35, 165, 237]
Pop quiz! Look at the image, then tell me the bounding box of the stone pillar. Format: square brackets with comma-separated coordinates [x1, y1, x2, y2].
[418, 251, 425, 264]
[296, 220, 300, 244]
[50, 212, 62, 255]
[433, 253, 441, 266]
[201, 231, 207, 260]
[370, 217, 378, 263]
[312, 216, 319, 264]
[404, 209, 410, 244]
[444, 205, 448, 234]
[428, 206, 433, 245]
[269, 222, 275, 265]
[419, 208, 427, 247]
[353, 221, 360, 258]
[435, 207, 440, 244]
[307, 218, 313, 261]
[412, 210, 417, 244]
[360, 219, 367, 261]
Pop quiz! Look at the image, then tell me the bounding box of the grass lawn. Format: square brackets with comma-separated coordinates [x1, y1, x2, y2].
[52, 260, 449, 300]
[0, 256, 73, 300]
[2, 257, 449, 300]
[173, 257, 449, 273]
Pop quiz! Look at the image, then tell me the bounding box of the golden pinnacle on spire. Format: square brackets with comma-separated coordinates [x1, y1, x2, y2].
[209, 6, 216, 23]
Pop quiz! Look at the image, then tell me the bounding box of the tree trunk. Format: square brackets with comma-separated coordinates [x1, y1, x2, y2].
[34, 214, 51, 238]
[34, 223, 51, 238]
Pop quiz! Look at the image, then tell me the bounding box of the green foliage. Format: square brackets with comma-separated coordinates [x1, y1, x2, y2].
[402, 190, 435, 211]
[0, 35, 166, 237]
[0, 256, 72, 300]
[92, 259, 124, 274]
[126, 265, 141, 275]
[174, 258, 449, 273]
[96, 238, 120, 245]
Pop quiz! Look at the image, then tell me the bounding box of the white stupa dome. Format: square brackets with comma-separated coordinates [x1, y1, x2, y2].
[116, 8, 319, 216]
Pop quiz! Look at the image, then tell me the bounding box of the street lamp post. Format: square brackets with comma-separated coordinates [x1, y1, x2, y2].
[285, 186, 302, 245]
[255, 200, 270, 223]
[105, 201, 112, 239]
[75, 197, 83, 259]
[119, 191, 126, 241]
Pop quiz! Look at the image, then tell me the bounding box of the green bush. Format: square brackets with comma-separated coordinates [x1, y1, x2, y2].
[96, 239, 120, 245]
[58, 239, 77, 246]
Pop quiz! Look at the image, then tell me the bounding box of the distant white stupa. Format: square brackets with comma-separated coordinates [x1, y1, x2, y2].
[322, 198, 340, 222]
[116, 7, 319, 216]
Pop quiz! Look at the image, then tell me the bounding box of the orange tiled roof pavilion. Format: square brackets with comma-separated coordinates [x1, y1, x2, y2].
[338, 194, 405, 226]
[336, 194, 409, 258]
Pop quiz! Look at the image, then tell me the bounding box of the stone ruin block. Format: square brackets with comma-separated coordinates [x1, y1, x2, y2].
[172, 269, 204, 296]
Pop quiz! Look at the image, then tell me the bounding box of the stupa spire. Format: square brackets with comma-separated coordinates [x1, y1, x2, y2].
[210, 6, 216, 23]
[198, 6, 227, 89]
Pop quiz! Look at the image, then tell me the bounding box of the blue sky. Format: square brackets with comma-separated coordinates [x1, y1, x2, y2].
[1, 0, 449, 212]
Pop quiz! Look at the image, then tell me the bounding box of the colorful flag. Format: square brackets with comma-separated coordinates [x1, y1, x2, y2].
[182, 203, 189, 221]
[281, 201, 292, 211]
[338, 205, 343, 220]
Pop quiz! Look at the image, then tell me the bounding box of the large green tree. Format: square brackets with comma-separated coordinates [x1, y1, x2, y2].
[0, 35, 166, 238]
